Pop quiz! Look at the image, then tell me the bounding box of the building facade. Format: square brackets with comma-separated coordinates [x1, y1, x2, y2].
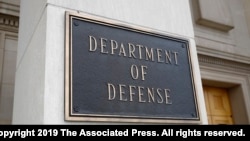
[0, 0, 250, 124]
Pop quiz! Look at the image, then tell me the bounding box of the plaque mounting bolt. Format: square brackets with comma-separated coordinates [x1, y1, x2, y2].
[73, 106, 79, 113]
[182, 44, 186, 48]
[74, 21, 79, 26]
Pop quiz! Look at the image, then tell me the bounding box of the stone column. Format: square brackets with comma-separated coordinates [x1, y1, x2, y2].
[12, 0, 207, 124]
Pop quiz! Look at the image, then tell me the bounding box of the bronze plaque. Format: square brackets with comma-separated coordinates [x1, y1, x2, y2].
[65, 12, 200, 123]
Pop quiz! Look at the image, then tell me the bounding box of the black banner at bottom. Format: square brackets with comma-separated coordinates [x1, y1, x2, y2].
[0, 125, 249, 138]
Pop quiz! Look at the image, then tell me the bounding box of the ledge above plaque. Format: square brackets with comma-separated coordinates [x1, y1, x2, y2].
[65, 11, 201, 124]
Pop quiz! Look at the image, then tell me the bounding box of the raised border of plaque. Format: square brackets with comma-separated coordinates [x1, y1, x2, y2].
[65, 11, 201, 124]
